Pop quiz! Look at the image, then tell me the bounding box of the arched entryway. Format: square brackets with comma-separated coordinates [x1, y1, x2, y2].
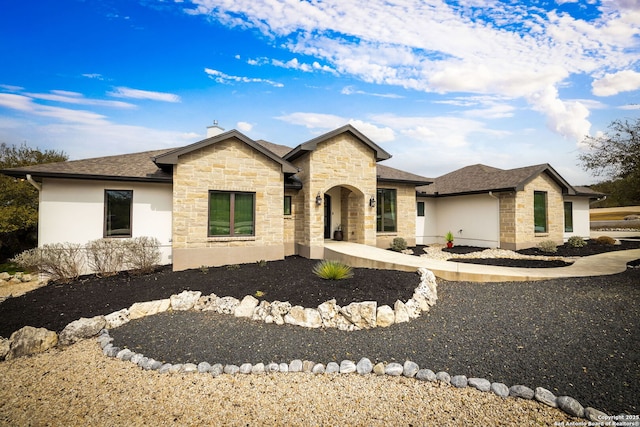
[323, 185, 366, 243]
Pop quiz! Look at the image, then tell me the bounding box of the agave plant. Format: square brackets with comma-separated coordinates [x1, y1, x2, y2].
[312, 259, 354, 280]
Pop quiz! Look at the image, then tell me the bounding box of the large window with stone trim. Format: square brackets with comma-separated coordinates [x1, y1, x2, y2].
[534, 191, 548, 233]
[376, 188, 397, 232]
[208, 191, 255, 236]
[104, 189, 132, 238]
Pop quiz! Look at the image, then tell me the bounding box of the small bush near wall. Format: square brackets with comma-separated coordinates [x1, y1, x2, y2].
[567, 236, 586, 248]
[537, 240, 558, 253]
[11, 243, 84, 284]
[594, 235, 616, 245]
[125, 237, 161, 274]
[87, 239, 126, 277]
[390, 237, 408, 252]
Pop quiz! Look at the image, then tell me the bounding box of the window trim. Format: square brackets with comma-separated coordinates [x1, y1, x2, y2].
[208, 191, 256, 237]
[376, 188, 397, 233]
[564, 201, 573, 233]
[534, 191, 548, 234]
[417, 201, 425, 217]
[284, 195, 292, 216]
[104, 189, 133, 238]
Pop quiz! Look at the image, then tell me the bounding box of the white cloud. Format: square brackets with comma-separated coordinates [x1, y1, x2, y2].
[341, 86, 404, 99]
[276, 112, 347, 129]
[592, 70, 640, 96]
[204, 68, 284, 87]
[82, 73, 104, 80]
[26, 90, 136, 109]
[619, 103, 640, 110]
[236, 121, 253, 132]
[108, 86, 182, 102]
[187, 0, 640, 143]
[0, 84, 24, 92]
[0, 93, 109, 125]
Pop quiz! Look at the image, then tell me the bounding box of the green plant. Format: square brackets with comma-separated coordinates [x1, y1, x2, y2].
[199, 265, 210, 274]
[390, 237, 407, 252]
[445, 231, 454, 243]
[226, 264, 240, 270]
[594, 235, 616, 245]
[254, 290, 265, 298]
[567, 236, 586, 248]
[312, 259, 353, 280]
[257, 259, 267, 267]
[537, 240, 558, 253]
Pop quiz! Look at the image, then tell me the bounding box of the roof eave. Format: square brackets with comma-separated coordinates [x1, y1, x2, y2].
[1, 170, 172, 184]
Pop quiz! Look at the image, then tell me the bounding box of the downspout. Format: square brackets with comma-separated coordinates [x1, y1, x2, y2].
[488, 191, 500, 248]
[26, 174, 42, 191]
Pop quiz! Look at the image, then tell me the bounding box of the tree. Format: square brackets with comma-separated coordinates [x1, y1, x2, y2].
[0, 143, 67, 260]
[578, 118, 640, 206]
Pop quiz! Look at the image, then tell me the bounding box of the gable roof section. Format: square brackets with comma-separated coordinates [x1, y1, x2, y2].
[376, 164, 433, 185]
[153, 129, 298, 174]
[283, 124, 391, 162]
[417, 163, 577, 197]
[0, 149, 174, 183]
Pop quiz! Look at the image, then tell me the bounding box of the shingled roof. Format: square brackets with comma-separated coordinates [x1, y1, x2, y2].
[0, 149, 174, 183]
[376, 164, 432, 185]
[417, 163, 577, 196]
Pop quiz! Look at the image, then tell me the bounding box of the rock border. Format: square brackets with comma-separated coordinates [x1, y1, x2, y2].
[0, 267, 621, 423]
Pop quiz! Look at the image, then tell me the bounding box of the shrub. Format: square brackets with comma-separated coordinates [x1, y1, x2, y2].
[390, 237, 407, 252]
[257, 259, 267, 267]
[86, 238, 126, 277]
[567, 236, 586, 248]
[124, 237, 161, 274]
[312, 259, 354, 280]
[594, 235, 616, 245]
[537, 240, 558, 253]
[11, 243, 84, 283]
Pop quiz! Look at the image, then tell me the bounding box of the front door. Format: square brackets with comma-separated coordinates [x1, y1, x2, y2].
[324, 194, 332, 239]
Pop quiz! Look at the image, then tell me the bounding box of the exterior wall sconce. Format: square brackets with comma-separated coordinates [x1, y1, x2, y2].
[316, 192, 323, 205]
[369, 196, 376, 207]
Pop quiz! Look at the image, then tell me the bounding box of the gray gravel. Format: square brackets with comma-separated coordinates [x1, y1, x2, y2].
[110, 269, 640, 415]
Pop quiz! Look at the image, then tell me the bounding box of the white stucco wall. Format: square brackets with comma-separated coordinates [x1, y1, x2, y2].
[38, 178, 173, 265]
[564, 196, 591, 240]
[418, 194, 500, 248]
[416, 198, 437, 245]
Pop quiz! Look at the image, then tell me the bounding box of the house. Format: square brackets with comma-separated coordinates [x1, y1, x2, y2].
[1, 124, 602, 271]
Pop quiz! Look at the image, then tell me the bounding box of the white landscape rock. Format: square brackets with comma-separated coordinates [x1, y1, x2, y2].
[284, 306, 322, 328]
[393, 300, 410, 324]
[129, 299, 171, 320]
[104, 309, 130, 329]
[317, 299, 340, 328]
[376, 305, 395, 327]
[59, 316, 106, 346]
[170, 290, 202, 311]
[340, 302, 377, 329]
[234, 295, 259, 318]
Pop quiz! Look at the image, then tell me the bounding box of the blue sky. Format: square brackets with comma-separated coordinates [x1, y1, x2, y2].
[1, 0, 639, 184]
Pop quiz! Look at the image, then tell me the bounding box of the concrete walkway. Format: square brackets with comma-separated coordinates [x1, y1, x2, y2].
[324, 241, 640, 282]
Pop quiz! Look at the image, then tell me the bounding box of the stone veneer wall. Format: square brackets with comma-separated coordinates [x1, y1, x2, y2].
[500, 173, 564, 250]
[172, 138, 286, 270]
[291, 133, 378, 258]
[376, 183, 417, 249]
[283, 189, 304, 256]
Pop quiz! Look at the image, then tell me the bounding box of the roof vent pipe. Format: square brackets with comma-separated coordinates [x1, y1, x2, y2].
[206, 120, 225, 138]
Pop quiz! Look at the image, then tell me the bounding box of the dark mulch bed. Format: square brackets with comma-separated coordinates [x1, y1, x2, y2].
[450, 258, 572, 268]
[518, 239, 640, 257]
[0, 256, 417, 338]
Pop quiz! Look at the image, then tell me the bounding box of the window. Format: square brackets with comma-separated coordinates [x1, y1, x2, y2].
[564, 201, 573, 232]
[209, 191, 255, 236]
[376, 188, 397, 232]
[417, 201, 425, 217]
[104, 190, 132, 237]
[534, 191, 547, 233]
[284, 196, 292, 215]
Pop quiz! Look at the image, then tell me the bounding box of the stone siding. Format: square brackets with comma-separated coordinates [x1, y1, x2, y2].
[291, 133, 378, 258]
[376, 183, 417, 249]
[172, 138, 285, 270]
[500, 173, 564, 250]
